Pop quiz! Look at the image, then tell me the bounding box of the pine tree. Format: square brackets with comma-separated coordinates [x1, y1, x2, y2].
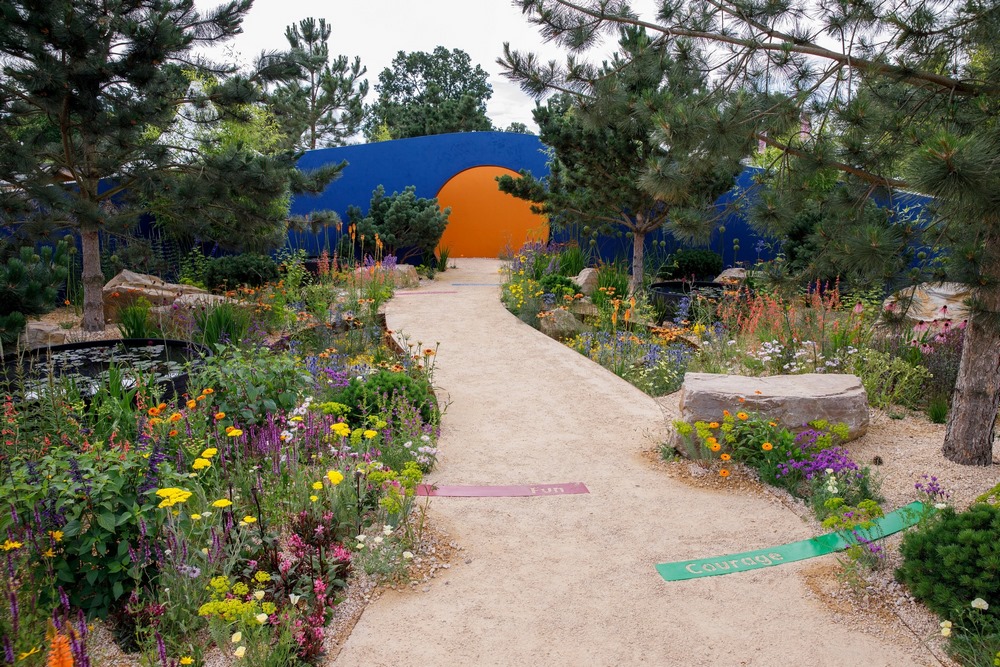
[268, 17, 368, 150]
[512, 0, 1000, 465]
[0, 0, 340, 332]
[499, 27, 764, 294]
[364, 47, 494, 140]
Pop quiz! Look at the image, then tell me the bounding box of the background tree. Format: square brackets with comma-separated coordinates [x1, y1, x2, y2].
[0, 0, 341, 331]
[347, 185, 450, 263]
[268, 17, 368, 150]
[499, 27, 763, 293]
[512, 0, 1000, 465]
[503, 122, 534, 134]
[363, 47, 494, 140]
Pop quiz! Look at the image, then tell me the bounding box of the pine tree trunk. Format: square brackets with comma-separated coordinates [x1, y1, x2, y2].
[943, 277, 1000, 466]
[630, 226, 645, 296]
[80, 226, 106, 332]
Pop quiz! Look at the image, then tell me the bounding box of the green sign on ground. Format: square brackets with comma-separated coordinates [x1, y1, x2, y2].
[656, 501, 926, 581]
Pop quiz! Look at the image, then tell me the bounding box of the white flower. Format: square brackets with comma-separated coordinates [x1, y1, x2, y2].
[403, 441, 412, 448]
[355, 543, 365, 550]
[935, 502, 948, 510]
[289, 594, 301, 605]
[373, 536, 384, 545]
[825, 468, 835, 475]
[420, 434, 431, 443]
[940, 620, 952, 637]
[971, 598, 990, 610]
[356, 534, 366, 542]
[383, 524, 393, 535]
[231, 631, 242, 643]
[402, 551, 414, 560]
[256, 613, 269, 624]
[253, 590, 265, 600]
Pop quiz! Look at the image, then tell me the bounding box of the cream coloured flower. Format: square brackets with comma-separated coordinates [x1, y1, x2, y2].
[256, 613, 268, 624]
[234, 646, 246, 658]
[972, 598, 990, 610]
[231, 631, 242, 643]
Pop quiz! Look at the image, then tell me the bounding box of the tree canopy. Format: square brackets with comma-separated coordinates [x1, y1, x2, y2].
[268, 17, 368, 150]
[364, 47, 494, 140]
[0, 0, 341, 331]
[510, 0, 1000, 465]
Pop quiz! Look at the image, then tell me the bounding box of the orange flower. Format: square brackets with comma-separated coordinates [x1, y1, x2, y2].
[768, 421, 777, 427]
[196, 395, 205, 402]
[736, 412, 749, 420]
[169, 413, 183, 423]
[147, 407, 160, 417]
[158, 403, 167, 411]
[708, 422, 720, 429]
[738, 397, 746, 403]
[719, 469, 730, 478]
[47, 631, 73, 667]
[187, 400, 197, 409]
[762, 442, 773, 451]
[214, 412, 226, 420]
[754, 390, 763, 395]
[202, 388, 214, 395]
[149, 417, 162, 426]
[723, 410, 731, 417]
[720, 453, 731, 461]
[709, 442, 721, 452]
[168, 429, 178, 437]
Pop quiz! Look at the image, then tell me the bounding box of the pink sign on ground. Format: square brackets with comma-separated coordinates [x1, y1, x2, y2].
[416, 482, 589, 497]
[395, 290, 459, 295]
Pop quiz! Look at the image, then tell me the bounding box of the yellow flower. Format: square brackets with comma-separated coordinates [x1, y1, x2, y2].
[243, 516, 257, 524]
[363, 429, 378, 439]
[48, 530, 63, 542]
[201, 448, 218, 458]
[310, 495, 318, 502]
[326, 470, 344, 486]
[190, 514, 202, 521]
[1, 540, 22, 551]
[312, 481, 323, 490]
[42, 548, 55, 558]
[187, 400, 197, 409]
[212, 499, 233, 508]
[192, 458, 212, 470]
[149, 417, 163, 426]
[227, 428, 243, 437]
[18, 647, 41, 660]
[231, 632, 242, 643]
[155, 488, 192, 508]
[180, 658, 194, 666]
[234, 646, 246, 658]
[330, 422, 351, 438]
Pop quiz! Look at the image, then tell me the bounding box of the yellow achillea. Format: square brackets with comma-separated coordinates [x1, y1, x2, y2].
[156, 488, 192, 508]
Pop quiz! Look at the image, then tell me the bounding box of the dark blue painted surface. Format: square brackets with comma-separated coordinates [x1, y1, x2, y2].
[288, 132, 550, 256]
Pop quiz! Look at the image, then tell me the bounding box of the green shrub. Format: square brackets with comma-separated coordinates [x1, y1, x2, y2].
[348, 185, 450, 264]
[558, 245, 586, 277]
[436, 246, 450, 272]
[118, 297, 161, 339]
[195, 302, 252, 348]
[332, 370, 435, 424]
[659, 248, 723, 281]
[592, 261, 630, 307]
[848, 348, 932, 409]
[204, 254, 280, 290]
[927, 394, 949, 424]
[0, 240, 71, 344]
[539, 274, 581, 299]
[897, 504, 1000, 622]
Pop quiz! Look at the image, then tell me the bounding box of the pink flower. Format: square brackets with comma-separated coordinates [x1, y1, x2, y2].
[313, 578, 327, 596]
[852, 302, 864, 315]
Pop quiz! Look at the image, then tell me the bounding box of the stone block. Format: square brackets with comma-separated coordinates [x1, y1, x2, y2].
[574, 268, 599, 296]
[677, 372, 869, 441]
[539, 308, 591, 341]
[103, 270, 208, 322]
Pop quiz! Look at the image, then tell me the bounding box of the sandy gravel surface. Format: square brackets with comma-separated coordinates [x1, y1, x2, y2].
[332, 259, 940, 667]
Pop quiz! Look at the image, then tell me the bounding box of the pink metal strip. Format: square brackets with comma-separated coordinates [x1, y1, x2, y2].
[416, 482, 589, 497]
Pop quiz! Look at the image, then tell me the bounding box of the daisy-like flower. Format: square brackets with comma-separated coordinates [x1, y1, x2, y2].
[971, 598, 990, 611]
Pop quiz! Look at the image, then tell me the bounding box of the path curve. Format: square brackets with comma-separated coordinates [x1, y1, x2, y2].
[334, 259, 931, 666]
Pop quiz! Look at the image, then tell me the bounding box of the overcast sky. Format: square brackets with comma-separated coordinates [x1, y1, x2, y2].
[195, 0, 658, 134]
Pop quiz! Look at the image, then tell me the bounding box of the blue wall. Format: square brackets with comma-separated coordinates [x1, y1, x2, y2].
[289, 132, 550, 256]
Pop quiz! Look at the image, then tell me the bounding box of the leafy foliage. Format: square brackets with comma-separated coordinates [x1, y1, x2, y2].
[364, 47, 493, 140]
[331, 370, 436, 425]
[0, 240, 71, 344]
[897, 504, 1000, 622]
[204, 254, 281, 290]
[347, 186, 450, 263]
[268, 17, 368, 150]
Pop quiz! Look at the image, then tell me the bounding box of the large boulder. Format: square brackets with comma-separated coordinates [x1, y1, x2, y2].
[103, 270, 208, 323]
[677, 372, 869, 442]
[22, 321, 69, 349]
[883, 282, 970, 323]
[573, 268, 600, 296]
[539, 308, 591, 341]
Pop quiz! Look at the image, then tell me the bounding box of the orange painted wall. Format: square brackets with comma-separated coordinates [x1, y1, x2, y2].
[435, 166, 548, 258]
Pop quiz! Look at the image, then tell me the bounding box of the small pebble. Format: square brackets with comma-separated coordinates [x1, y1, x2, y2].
[465, 558, 472, 564]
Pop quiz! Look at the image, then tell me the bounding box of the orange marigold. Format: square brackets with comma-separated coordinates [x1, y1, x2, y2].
[762, 442, 774, 451]
[736, 412, 749, 420]
[709, 443, 721, 452]
[720, 453, 731, 461]
[719, 469, 730, 478]
[708, 422, 720, 429]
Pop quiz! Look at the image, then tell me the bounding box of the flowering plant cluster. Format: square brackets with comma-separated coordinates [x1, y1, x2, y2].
[0, 257, 441, 665]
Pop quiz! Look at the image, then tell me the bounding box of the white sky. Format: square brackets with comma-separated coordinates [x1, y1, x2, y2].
[195, 0, 658, 134]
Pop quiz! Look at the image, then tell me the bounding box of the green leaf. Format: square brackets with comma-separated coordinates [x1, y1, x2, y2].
[112, 581, 124, 600]
[97, 512, 116, 532]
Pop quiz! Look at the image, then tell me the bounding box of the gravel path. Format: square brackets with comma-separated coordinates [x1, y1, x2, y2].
[332, 258, 937, 666]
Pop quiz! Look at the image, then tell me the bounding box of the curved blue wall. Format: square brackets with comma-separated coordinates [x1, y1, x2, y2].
[289, 132, 550, 256]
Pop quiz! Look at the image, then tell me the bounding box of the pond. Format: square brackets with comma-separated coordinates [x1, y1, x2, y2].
[2, 339, 210, 401]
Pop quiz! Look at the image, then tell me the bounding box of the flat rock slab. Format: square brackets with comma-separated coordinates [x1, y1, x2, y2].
[678, 372, 869, 441]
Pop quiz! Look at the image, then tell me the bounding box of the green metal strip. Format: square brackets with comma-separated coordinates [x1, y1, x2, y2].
[656, 501, 926, 581]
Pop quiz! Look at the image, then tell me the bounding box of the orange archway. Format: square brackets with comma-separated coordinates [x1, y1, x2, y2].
[435, 166, 548, 258]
